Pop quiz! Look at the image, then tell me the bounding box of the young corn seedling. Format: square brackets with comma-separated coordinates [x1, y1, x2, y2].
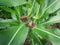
[0, 0, 60, 45]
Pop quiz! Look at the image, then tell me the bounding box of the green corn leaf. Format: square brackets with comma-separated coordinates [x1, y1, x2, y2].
[0, 6, 16, 14]
[30, 30, 43, 45]
[35, 27, 60, 39]
[0, 19, 18, 27]
[42, 15, 60, 25]
[0, 0, 27, 7]
[0, 24, 29, 45]
[47, 0, 60, 13]
[39, 0, 60, 20]
[47, 29, 60, 45]
[33, 27, 60, 45]
[31, 39, 34, 45]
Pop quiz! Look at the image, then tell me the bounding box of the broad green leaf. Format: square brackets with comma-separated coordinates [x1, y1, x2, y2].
[47, 0, 60, 13]
[39, 0, 60, 20]
[0, 0, 27, 7]
[47, 29, 60, 45]
[38, 0, 50, 20]
[0, 26, 19, 45]
[14, 6, 23, 17]
[0, 19, 18, 27]
[34, 27, 60, 39]
[31, 39, 34, 45]
[0, 19, 8, 29]
[0, 24, 29, 45]
[30, 31, 43, 45]
[48, 35, 60, 45]
[42, 15, 60, 25]
[28, 0, 35, 17]
[33, 27, 48, 39]
[57, 9, 60, 15]
[11, 13, 17, 21]
[14, 6, 23, 22]
[0, 6, 16, 14]
[34, 27, 60, 45]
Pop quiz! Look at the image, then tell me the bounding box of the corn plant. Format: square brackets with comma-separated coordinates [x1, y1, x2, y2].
[0, 0, 60, 45]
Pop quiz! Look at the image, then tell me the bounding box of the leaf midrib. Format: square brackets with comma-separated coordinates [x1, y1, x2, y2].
[8, 24, 25, 45]
[40, 0, 57, 19]
[35, 27, 60, 39]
